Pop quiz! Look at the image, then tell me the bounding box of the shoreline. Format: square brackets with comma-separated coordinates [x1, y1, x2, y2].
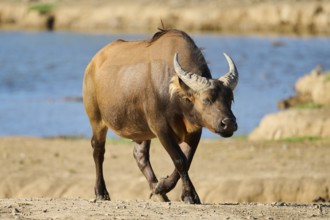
[1, 1, 330, 36]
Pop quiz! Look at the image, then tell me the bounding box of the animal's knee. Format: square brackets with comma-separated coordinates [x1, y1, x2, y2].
[133, 147, 147, 162]
[91, 136, 105, 153]
[133, 146, 149, 169]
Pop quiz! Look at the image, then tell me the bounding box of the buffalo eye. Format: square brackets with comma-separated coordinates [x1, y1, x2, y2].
[202, 98, 212, 105]
[181, 96, 192, 104]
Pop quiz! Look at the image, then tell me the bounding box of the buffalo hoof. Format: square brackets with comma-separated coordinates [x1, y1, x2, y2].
[95, 193, 111, 201]
[95, 185, 110, 201]
[150, 192, 170, 202]
[181, 190, 201, 204]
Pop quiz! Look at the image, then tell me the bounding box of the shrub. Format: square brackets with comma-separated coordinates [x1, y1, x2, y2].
[280, 136, 323, 142]
[293, 102, 323, 109]
[28, 3, 56, 15]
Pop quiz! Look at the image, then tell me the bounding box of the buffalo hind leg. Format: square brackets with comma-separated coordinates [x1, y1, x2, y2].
[91, 126, 110, 200]
[133, 140, 169, 202]
[155, 130, 201, 203]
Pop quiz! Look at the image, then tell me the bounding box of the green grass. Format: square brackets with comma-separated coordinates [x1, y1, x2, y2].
[48, 135, 87, 141]
[106, 138, 132, 145]
[279, 136, 323, 143]
[28, 3, 56, 14]
[233, 135, 249, 140]
[324, 73, 330, 82]
[293, 102, 323, 109]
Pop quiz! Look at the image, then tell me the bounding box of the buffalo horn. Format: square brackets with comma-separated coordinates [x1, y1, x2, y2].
[219, 53, 239, 91]
[173, 53, 211, 92]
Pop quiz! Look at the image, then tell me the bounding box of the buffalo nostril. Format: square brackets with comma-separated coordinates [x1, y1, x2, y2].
[221, 118, 237, 131]
[220, 120, 226, 129]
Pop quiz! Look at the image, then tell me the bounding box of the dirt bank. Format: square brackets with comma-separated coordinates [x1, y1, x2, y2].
[1, 0, 330, 35]
[0, 137, 330, 219]
[1, 137, 330, 203]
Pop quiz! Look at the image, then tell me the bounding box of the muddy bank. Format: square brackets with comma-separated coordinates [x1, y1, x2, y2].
[1, 0, 330, 35]
[1, 137, 330, 203]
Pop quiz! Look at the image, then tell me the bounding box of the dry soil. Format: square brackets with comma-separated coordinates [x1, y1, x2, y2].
[0, 137, 330, 219]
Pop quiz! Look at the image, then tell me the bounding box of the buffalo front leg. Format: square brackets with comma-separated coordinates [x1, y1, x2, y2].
[155, 130, 201, 197]
[91, 126, 110, 200]
[157, 129, 201, 204]
[133, 140, 169, 202]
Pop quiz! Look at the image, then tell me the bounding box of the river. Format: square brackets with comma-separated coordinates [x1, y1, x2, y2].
[1, 31, 329, 138]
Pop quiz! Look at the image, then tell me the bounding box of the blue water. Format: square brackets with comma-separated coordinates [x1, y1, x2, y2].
[1, 31, 330, 138]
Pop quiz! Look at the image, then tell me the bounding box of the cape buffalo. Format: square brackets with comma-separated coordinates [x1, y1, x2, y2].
[83, 29, 239, 204]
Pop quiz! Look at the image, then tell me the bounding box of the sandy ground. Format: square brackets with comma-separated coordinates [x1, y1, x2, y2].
[0, 136, 330, 219]
[1, 198, 329, 220]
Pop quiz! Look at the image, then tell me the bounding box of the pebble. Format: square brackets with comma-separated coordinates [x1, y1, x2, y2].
[89, 199, 96, 203]
[271, 202, 286, 207]
[12, 208, 20, 215]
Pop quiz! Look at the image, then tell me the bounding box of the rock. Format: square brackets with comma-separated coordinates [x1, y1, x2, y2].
[277, 93, 311, 110]
[252, 66, 330, 141]
[312, 76, 330, 106]
[11, 208, 20, 215]
[295, 66, 330, 106]
[295, 66, 322, 95]
[249, 108, 330, 141]
[312, 197, 327, 203]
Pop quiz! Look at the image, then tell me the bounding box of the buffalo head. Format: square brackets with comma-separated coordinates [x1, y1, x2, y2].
[173, 53, 238, 137]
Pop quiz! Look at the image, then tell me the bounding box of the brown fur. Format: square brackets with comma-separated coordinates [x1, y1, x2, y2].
[83, 29, 237, 204]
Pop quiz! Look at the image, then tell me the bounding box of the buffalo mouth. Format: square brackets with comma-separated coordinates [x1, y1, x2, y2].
[207, 120, 237, 138]
[211, 128, 234, 138]
[218, 131, 234, 138]
[215, 126, 237, 138]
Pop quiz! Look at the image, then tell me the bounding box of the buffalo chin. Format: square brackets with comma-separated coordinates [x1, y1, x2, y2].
[218, 131, 234, 138]
[209, 128, 234, 138]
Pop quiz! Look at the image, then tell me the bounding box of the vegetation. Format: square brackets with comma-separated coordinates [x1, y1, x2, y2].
[28, 3, 56, 14]
[324, 73, 330, 82]
[233, 135, 248, 140]
[279, 136, 323, 142]
[48, 136, 87, 141]
[106, 138, 132, 145]
[49, 136, 134, 145]
[293, 102, 323, 109]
